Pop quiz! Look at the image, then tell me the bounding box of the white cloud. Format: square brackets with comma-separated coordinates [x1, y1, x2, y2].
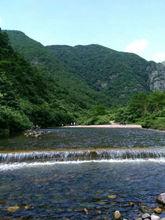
[125, 39, 149, 54]
[150, 52, 165, 62]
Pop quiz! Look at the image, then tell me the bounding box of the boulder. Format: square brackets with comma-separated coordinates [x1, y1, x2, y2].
[157, 193, 165, 205]
[142, 213, 151, 219]
[154, 207, 162, 214]
[84, 208, 88, 215]
[108, 194, 117, 199]
[151, 214, 160, 220]
[7, 205, 20, 213]
[113, 210, 122, 220]
[140, 205, 153, 214]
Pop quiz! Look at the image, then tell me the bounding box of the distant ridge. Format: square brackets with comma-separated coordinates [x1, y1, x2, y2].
[6, 30, 165, 105]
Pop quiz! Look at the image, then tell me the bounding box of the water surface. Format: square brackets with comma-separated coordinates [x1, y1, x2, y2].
[0, 162, 165, 219]
[1, 128, 165, 220]
[0, 128, 165, 151]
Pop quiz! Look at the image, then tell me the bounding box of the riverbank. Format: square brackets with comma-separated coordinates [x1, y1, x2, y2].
[64, 124, 142, 128]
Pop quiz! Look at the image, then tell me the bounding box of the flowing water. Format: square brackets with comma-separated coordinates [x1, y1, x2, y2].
[1, 128, 165, 219]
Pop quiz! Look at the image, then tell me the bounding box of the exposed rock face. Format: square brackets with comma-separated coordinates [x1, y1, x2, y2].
[147, 62, 165, 91]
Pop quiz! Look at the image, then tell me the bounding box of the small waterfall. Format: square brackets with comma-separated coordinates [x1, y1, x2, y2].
[1, 148, 165, 163]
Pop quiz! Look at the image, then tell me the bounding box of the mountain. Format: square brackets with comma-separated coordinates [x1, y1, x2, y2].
[6, 30, 165, 106]
[47, 44, 165, 104]
[6, 30, 109, 107]
[1, 29, 111, 135]
[1, 29, 165, 133]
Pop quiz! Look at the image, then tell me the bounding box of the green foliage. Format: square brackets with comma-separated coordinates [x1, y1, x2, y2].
[115, 92, 165, 130]
[0, 106, 32, 132]
[0, 29, 112, 135]
[0, 29, 78, 135]
[79, 105, 113, 125]
[6, 30, 106, 109]
[47, 44, 150, 105]
[2, 29, 165, 133]
[29, 103, 74, 127]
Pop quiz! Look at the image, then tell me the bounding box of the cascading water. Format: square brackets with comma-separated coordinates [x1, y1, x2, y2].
[1, 148, 165, 163]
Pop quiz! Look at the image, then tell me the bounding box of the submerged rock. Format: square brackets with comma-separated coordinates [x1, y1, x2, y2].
[128, 201, 135, 207]
[0, 200, 6, 205]
[140, 204, 153, 214]
[113, 210, 122, 220]
[142, 213, 151, 219]
[107, 194, 117, 199]
[154, 207, 162, 214]
[24, 129, 46, 138]
[84, 208, 88, 215]
[7, 205, 20, 213]
[157, 193, 165, 205]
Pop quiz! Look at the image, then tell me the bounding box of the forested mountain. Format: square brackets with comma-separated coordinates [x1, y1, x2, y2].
[1, 29, 165, 133]
[7, 30, 165, 106]
[47, 44, 151, 104]
[6, 30, 109, 106]
[47, 44, 165, 104]
[0, 29, 107, 135]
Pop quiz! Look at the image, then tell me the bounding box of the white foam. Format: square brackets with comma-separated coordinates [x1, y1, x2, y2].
[1, 158, 165, 171]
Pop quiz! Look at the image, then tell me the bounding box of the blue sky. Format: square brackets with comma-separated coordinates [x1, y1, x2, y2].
[0, 0, 165, 62]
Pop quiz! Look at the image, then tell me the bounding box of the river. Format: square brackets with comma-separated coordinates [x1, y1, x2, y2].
[0, 127, 165, 219]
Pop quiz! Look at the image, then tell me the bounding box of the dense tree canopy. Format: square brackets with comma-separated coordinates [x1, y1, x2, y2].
[0, 29, 103, 135]
[1, 29, 165, 136]
[115, 92, 165, 130]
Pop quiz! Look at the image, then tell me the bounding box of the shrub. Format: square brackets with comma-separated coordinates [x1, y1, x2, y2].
[0, 106, 32, 133]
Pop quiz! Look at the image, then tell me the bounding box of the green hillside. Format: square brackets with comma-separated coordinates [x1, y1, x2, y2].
[0, 29, 108, 136]
[2, 29, 165, 133]
[115, 91, 165, 130]
[47, 44, 150, 105]
[6, 30, 109, 107]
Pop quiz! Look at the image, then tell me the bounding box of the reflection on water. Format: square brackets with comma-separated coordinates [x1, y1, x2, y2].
[0, 162, 165, 219]
[0, 128, 165, 151]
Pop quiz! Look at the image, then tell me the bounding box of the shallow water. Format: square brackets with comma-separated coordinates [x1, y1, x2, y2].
[0, 128, 165, 151]
[1, 128, 165, 219]
[0, 162, 165, 219]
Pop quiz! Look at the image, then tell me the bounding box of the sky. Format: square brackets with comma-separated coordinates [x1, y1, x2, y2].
[0, 0, 165, 62]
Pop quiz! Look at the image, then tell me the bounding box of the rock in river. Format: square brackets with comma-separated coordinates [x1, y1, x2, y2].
[151, 214, 160, 220]
[157, 193, 165, 205]
[142, 213, 151, 219]
[7, 205, 20, 213]
[154, 207, 162, 214]
[113, 210, 122, 220]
